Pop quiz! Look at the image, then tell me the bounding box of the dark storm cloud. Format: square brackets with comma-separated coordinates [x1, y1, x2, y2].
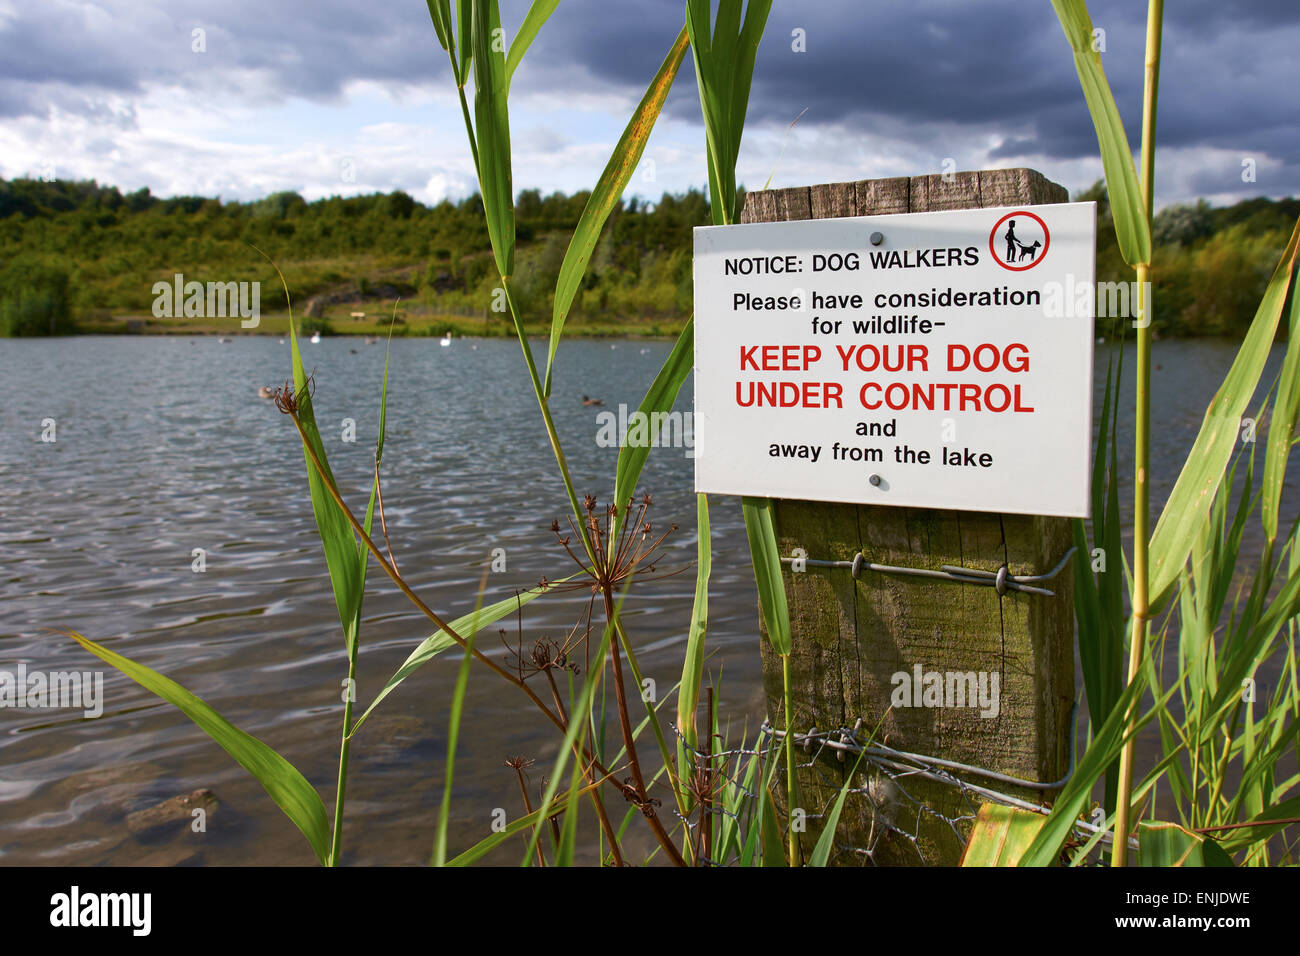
[0, 0, 446, 115]
[517, 0, 1299, 190]
[2, 1, 1297, 197]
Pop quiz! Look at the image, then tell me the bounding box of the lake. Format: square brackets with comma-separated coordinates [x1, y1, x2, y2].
[0, 335, 1292, 864]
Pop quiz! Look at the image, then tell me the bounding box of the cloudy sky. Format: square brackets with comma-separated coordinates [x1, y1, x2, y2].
[1, 0, 1296, 210]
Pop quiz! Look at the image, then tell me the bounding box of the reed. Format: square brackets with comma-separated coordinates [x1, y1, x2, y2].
[966, 0, 1300, 867]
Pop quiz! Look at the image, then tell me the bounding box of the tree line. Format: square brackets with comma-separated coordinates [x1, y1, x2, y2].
[0, 175, 1294, 337]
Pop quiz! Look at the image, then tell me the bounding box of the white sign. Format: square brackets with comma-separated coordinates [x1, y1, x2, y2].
[693, 201, 1096, 518]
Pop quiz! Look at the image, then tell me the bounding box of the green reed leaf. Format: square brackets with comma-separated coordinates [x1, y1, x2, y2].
[456, 0, 472, 84]
[446, 779, 602, 866]
[67, 630, 330, 865]
[506, 0, 560, 87]
[1138, 821, 1234, 866]
[742, 496, 790, 655]
[687, 0, 770, 225]
[426, 0, 454, 52]
[612, 317, 694, 528]
[1049, 0, 1151, 267]
[284, 284, 364, 657]
[472, 0, 514, 277]
[808, 751, 866, 867]
[1019, 675, 1172, 866]
[349, 575, 577, 737]
[1149, 218, 1300, 611]
[960, 804, 1049, 867]
[677, 493, 711, 752]
[433, 611, 478, 866]
[543, 25, 689, 395]
[1262, 260, 1300, 543]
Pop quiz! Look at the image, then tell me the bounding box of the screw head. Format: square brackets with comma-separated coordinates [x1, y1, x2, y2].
[869, 474, 882, 486]
[869, 231, 884, 246]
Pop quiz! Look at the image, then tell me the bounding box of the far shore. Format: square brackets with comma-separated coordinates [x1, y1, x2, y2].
[71, 311, 688, 339]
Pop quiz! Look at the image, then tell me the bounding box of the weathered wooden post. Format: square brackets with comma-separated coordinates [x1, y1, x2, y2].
[729, 168, 1079, 865]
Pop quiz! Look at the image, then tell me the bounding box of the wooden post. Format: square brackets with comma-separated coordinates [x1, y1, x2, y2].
[743, 168, 1076, 866]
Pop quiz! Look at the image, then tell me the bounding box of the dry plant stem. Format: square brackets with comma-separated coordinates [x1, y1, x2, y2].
[1113, 0, 1163, 868]
[512, 765, 546, 867]
[289, 410, 676, 863]
[604, 609, 691, 819]
[373, 459, 400, 575]
[543, 667, 626, 866]
[702, 687, 714, 865]
[600, 585, 687, 866]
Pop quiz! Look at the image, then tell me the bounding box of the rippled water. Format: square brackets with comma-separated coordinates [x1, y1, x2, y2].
[0, 335, 1291, 865]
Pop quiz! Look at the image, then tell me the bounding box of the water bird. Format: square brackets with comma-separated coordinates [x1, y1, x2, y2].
[257, 385, 275, 399]
[582, 395, 604, 407]
[310, 331, 321, 344]
[440, 332, 453, 347]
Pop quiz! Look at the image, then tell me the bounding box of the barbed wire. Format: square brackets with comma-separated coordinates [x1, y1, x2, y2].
[668, 716, 1127, 866]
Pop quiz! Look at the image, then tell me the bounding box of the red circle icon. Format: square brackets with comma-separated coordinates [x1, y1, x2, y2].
[989, 210, 1050, 271]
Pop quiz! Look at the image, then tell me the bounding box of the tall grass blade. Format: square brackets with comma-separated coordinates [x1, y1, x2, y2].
[612, 317, 694, 529]
[505, 0, 561, 88]
[349, 574, 578, 736]
[1148, 219, 1300, 610]
[1262, 269, 1300, 543]
[758, 783, 786, 867]
[543, 25, 689, 395]
[677, 493, 711, 754]
[686, 0, 771, 225]
[960, 804, 1050, 867]
[808, 752, 866, 866]
[471, 0, 515, 277]
[426, 0, 455, 52]
[432, 612, 479, 866]
[65, 630, 330, 865]
[446, 780, 602, 866]
[1049, 0, 1151, 267]
[554, 741, 586, 866]
[741, 496, 790, 655]
[1019, 677, 1171, 865]
[285, 289, 363, 655]
[1137, 822, 1233, 866]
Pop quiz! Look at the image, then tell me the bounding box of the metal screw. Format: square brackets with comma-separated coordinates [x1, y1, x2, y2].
[869, 231, 884, 246]
[869, 474, 882, 486]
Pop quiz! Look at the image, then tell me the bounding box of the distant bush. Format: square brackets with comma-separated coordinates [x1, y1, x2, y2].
[0, 255, 75, 335]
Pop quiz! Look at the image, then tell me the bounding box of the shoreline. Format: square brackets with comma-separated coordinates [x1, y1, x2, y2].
[65, 312, 688, 340]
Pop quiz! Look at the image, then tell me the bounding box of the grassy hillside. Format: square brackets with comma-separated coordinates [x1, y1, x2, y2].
[0, 176, 1295, 338]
